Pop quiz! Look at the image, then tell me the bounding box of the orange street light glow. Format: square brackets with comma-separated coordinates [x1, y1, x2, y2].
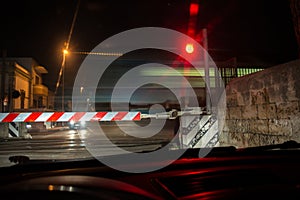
[63, 49, 69, 55]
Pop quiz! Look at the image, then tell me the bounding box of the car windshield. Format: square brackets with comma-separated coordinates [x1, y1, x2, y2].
[0, 0, 299, 170]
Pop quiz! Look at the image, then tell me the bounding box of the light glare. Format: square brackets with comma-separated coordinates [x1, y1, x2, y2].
[185, 43, 194, 54]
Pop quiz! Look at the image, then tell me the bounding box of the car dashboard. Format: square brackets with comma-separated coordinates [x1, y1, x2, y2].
[1, 144, 300, 200]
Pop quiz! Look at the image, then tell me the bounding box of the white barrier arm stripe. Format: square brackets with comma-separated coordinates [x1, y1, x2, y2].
[35, 112, 54, 122]
[122, 112, 139, 120]
[100, 112, 118, 121]
[58, 112, 76, 122]
[80, 112, 97, 121]
[0, 113, 9, 122]
[13, 113, 32, 122]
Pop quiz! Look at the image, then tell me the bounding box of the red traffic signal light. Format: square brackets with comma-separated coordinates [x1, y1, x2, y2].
[185, 43, 194, 54]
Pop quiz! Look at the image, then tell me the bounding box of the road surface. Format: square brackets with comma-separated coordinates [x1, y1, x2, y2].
[0, 119, 176, 167]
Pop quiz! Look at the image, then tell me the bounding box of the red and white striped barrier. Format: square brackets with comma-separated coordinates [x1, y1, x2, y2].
[0, 112, 141, 122]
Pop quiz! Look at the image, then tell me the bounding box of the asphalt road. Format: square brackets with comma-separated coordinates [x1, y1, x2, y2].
[0, 119, 176, 167]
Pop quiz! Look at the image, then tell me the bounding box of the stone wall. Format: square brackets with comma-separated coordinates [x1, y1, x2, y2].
[220, 59, 300, 147]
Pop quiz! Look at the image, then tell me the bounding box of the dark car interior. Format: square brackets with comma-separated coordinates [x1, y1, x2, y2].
[1, 141, 300, 200]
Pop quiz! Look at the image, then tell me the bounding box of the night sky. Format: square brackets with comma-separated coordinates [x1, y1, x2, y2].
[0, 0, 298, 91]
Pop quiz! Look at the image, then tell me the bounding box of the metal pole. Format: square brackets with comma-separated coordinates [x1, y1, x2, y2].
[202, 28, 211, 114]
[62, 55, 65, 111]
[1, 50, 6, 112]
[8, 62, 15, 112]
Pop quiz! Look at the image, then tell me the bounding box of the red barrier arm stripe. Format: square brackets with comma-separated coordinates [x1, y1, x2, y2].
[112, 112, 128, 121]
[69, 112, 86, 122]
[91, 112, 107, 121]
[46, 112, 64, 122]
[133, 112, 141, 121]
[24, 112, 42, 122]
[2, 113, 19, 122]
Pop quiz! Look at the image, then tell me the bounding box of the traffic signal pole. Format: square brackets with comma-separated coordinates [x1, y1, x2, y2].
[202, 28, 211, 114]
[187, 0, 211, 113]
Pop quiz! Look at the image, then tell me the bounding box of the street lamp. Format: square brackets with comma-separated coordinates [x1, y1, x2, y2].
[63, 49, 69, 55]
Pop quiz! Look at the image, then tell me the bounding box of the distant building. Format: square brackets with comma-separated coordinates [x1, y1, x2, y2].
[0, 57, 53, 112]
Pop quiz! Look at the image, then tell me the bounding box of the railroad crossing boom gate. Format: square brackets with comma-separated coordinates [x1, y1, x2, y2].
[0, 109, 219, 148]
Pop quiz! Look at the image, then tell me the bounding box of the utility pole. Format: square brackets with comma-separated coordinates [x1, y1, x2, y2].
[0, 51, 8, 138]
[1, 50, 7, 112]
[62, 56, 65, 111]
[55, 0, 80, 112]
[7, 61, 15, 112]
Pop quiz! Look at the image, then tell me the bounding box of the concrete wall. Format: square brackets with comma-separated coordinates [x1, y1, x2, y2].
[220, 59, 300, 147]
